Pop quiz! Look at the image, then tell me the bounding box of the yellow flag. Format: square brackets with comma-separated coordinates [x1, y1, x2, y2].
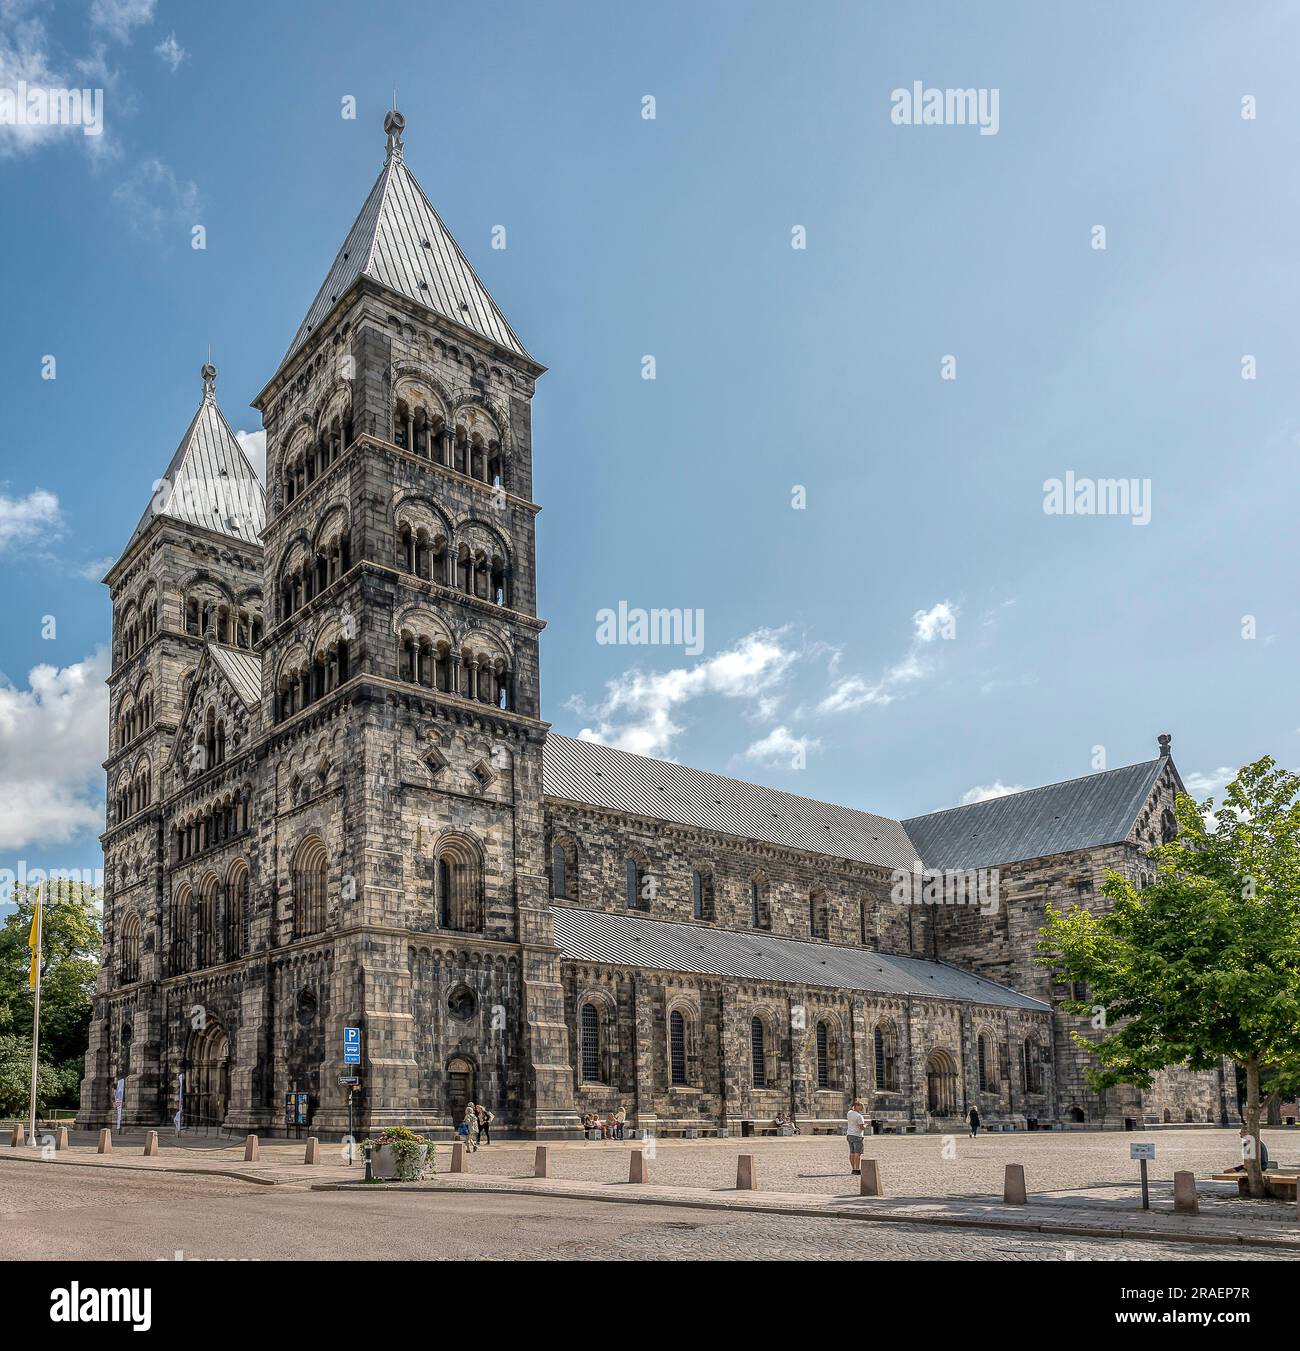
[27, 892, 41, 990]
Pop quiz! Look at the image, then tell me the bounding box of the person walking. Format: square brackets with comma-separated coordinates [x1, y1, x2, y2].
[968, 1105, 981, 1138]
[477, 1103, 494, 1146]
[614, 1106, 626, 1140]
[846, 1099, 866, 1175]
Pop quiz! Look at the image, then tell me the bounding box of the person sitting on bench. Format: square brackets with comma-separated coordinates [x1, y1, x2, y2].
[1228, 1124, 1270, 1172]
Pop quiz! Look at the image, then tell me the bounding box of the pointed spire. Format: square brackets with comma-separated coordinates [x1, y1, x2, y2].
[384, 107, 405, 163]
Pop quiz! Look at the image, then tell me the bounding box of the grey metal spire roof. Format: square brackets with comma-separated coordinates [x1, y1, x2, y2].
[123, 364, 265, 555]
[208, 644, 262, 710]
[552, 905, 1049, 1010]
[542, 733, 918, 871]
[902, 758, 1169, 871]
[279, 111, 531, 369]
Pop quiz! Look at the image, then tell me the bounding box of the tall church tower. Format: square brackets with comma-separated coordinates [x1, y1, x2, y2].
[250, 110, 574, 1136]
[80, 366, 265, 1128]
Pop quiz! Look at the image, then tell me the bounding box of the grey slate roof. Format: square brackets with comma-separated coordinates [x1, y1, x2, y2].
[552, 905, 1048, 1010]
[902, 759, 1168, 870]
[209, 645, 262, 710]
[279, 147, 530, 370]
[124, 384, 265, 555]
[542, 733, 918, 871]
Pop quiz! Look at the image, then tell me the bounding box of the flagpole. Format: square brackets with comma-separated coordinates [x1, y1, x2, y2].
[28, 880, 44, 1143]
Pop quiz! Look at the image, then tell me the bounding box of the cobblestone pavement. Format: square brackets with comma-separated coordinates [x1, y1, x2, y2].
[443, 1126, 1296, 1202]
[0, 1165, 1287, 1261]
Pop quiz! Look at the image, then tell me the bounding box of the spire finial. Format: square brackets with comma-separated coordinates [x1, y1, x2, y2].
[384, 107, 405, 162]
[201, 358, 217, 402]
[1158, 732, 1172, 758]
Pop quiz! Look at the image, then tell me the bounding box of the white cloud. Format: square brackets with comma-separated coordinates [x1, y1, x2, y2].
[0, 488, 62, 551]
[743, 725, 821, 767]
[236, 429, 266, 482]
[112, 156, 199, 236]
[89, 0, 155, 42]
[0, 649, 109, 849]
[78, 556, 116, 581]
[1184, 767, 1236, 798]
[913, 599, 958, 643]
[154, 32, 185, 71]
[815, 600, 959, 715]
[573, 628, 799, 760]
[960, 781, 1025, 805]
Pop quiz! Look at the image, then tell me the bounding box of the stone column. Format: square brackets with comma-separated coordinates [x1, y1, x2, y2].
[632, 974, 658, 1138]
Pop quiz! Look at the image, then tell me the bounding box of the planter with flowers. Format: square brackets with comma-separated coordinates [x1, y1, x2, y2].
[365, 1126, 434, 1181]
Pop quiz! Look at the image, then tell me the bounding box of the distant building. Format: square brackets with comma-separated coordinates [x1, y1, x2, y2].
[77, 114, 1225, 1138]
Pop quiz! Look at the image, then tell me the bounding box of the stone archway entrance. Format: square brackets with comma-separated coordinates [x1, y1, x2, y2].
[447, 1056, 476, 1120]
[925, 1050, 959, 1117]
[186, 1023, 230, 1128]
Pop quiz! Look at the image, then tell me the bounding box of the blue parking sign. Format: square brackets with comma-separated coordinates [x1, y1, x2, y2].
[344, 1026, 360, 1064]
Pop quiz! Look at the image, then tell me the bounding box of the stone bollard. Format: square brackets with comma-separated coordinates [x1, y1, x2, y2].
[450, 1142, 465, 1173]
[630, 1150, 647, 1184]
[143, 1131, 159, 1156]
[736, 1154, 757, 1190]
[55, 1126, 69, 1151]
[243, 1134, 259, 1162]
[11, 1123, 26, 1147]
[1003, 1162, 1027, 1206]
[304, 1137, 320, 1165]
[1173, 1170, 1198, 1215]
[98, 1129, 112, 1154]
[534, 1145, 549, 1178]
[859, 1159, 883, 1197]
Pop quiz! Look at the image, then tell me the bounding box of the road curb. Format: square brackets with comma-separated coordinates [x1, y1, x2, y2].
[0, 1150, 284, 1186]
[310, 1177, 1300, 1249]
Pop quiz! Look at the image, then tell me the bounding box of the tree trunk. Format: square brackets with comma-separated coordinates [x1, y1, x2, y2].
[1244, 1054, 1265, 1199]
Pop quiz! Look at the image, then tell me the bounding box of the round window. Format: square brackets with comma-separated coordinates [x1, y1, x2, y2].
[447, 985, 477, 1021]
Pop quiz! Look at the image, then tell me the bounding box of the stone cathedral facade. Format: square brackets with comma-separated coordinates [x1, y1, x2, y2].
[78, 114, 1227, 1141]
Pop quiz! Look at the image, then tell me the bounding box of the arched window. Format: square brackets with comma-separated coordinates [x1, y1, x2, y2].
[810, 889, 828, 939]
[750, 1016, 768, 1088]
[977, 1034, 992, 1092]
[119, 912, 140, 985]
[874, 1021, 899, 1092]
[292, 836, 328, 938]
[196, 876, 218, 967]
[580, 1002, 601, 1083]
[551, 840, 576, 900]
[625, 856, 646, 909]
[749, 877, 770, 930]
[816, 1021, 831, 1089]
[859, 897, 869, 945]
[436, 835, 484, 933]
[669, 1010, 688, 1086]
[1021, 1038, 1042, 1094]
[692, 870, 714, 921]
[226, 864, 248, 959]
[169, 886, 191, 975]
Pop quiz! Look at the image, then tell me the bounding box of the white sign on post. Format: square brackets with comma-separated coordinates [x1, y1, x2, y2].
[1130, 1142, 1155, 1160]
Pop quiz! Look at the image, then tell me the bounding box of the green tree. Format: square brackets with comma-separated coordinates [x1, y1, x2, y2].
[0, 1034, 63, 1118]
[0, 881, 102, 1110]
[1039, 757, 1300, 1199]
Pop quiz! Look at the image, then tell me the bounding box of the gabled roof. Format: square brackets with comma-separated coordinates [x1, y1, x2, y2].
[122, 366, 265, 558]
[278, 116, 531, 372]
[208, 645, 262, 710]
[903, 758, 1172, 871]
[542, 733, 918, 871]
[552, 905, 1049, 1010]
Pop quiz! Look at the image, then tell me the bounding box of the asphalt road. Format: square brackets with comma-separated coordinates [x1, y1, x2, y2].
[0, 1165, 1283, 1261]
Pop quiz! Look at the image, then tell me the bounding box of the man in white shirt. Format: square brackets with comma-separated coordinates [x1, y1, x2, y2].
[846, 1100, 867, 1175]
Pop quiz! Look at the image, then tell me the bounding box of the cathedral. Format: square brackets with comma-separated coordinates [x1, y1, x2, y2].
[78, 112, 1227, 1140]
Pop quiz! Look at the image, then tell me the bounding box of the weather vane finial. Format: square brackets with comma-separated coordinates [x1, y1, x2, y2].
[384, 105, 405, 162]
[201, 355, 217, 402]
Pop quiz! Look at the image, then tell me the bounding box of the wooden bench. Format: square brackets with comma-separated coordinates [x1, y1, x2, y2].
[1211, 1171, 1298, 1199]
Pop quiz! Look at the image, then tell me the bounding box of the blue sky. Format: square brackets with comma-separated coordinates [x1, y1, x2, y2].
[2, 0, 1299, 896]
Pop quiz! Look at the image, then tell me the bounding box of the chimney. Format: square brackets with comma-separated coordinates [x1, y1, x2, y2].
[1157, 733, 1172, 758]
